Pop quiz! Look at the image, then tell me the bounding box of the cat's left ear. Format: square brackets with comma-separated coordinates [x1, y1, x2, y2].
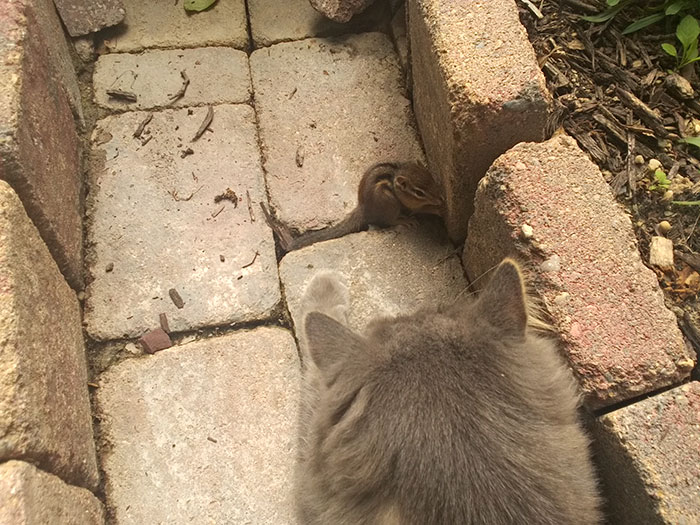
[304, 312, 368, 372]
[474, 258, 528, 338]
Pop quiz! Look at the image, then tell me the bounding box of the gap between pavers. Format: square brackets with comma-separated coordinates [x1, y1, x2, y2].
[0, 460, 104, 524]
[99, 0, 248, 53]
[93, 47, 251, 111]
[96, 327, 299, 525]
[250, 32, 424, 233]
[464, 134, 693, 408]
[85, 104, 280, 341]
[279, 223, 465, 340]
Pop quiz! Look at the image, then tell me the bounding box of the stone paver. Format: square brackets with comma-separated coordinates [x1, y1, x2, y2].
[279, 224, 465, 337]
[0, 461, 104, 525]
[248, 0, 388, 48]
[250, 33, 424, 232]
[53, 0, 125, 37]
[408, 0, 551, 241]
[0, 0, 84, 288]
[592, 383, 700, 524]
[101, 0, 247, 53]
[94, 47, 251, 111]
[0, 181, 99, 490]
[96, 328, 299, 524]
[86, 104, 280, 341]
[464, 135, 693, 408]
[310, 0, 376, 23]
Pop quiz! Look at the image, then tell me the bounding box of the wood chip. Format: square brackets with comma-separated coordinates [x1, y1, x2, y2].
[192, 106, 213, 142]
[213, 188, 238, 207]
[616, 87, 669, 138]
[159, 313, 170, 333]
[246, 190, 256, 222]
[133, 113, 153, 138]
[139, 328, 172, 354]
[106, 89, 137, 102]
[169, 70, 190, 104]
[168, 288, 185, 309]
[295, 146, 305, 168]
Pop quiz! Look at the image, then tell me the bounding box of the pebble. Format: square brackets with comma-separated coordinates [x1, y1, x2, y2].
[540, 254, 561, 272]
[521, 223, 534, 239]
[649, 236, 674, 269]
[648, 159, 662, 171]
[657, 221, 672, 235]
[661, 190, 674, 201]
[634, 155, 644, 165]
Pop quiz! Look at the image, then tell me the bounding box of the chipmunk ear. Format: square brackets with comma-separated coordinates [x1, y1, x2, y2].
[304, 312, 369, 372]
[474, 258, 528, 338]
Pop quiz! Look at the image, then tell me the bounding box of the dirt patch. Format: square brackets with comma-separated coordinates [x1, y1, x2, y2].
[519, 0, 700, 371]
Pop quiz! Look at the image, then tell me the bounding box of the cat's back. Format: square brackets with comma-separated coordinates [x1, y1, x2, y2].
[359, 312, 602, 525]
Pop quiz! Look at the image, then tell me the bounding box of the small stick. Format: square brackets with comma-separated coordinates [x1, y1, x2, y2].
[241, 251, 259, 269]
[192, 106, 214, 142]
[133, 113, 153, 138]
[169, 70, 190, 104]
[211, 205, 225, 218]
[520, 0, 543, 19]
[246, 190, 256, 222]
[106, 89, 137, 102]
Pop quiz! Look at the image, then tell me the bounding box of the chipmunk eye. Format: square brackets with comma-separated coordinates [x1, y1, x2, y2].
[414, 188, 426, 198]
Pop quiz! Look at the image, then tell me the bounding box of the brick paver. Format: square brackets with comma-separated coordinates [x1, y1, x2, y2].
[96, 328, 299, 524]
[250, 33, 424, 232]
[94, 47, 251, 111]
[464, 134, 693, 408]
[85, 105, 280, 341]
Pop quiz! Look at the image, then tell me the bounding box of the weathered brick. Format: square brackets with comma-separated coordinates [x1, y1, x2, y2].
[408, 0, 551, 241]
[0, 181, 99, 489]
[0, 0, 83, 288]
[250, 33, 424, 233]
[592, 383, 700, 524]
[96, 328, 299, 524]
[464, 135, 693, 408]
[0, 461, 104, 525]
[53, 0, 125, 37]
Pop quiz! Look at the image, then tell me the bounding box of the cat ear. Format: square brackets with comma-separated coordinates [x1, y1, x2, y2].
[475, 258, 528, 337]
[304, 312, 368, 372]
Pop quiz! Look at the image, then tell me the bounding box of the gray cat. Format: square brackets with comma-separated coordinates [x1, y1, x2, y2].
[295, 258, 602, 525]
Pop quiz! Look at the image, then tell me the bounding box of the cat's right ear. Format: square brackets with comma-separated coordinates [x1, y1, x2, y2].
[304, 312, 368, 371]
[475, 258, 528, 338]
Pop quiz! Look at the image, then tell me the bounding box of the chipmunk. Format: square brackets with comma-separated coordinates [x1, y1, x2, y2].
[265, 162, 444, 253]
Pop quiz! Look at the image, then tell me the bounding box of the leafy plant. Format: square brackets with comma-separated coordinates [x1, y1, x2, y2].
[650, 169, 672, 191]
[184, 0, 217, 12]
[672, 199, 700, 205]
[583, 0, 700, 34]
[662, 14, 700, 68]
[680, 136, 700, 148]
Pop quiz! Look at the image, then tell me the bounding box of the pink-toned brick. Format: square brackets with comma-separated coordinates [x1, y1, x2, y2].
[408, 0, 551, 242]
[0, 181, 99, 490]
[0, 461, 104, 525]
[592, 383, 700, 524]
[0, 0, 83, 289]
[464, 134, 694, 408]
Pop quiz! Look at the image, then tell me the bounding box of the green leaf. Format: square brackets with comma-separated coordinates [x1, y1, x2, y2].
[676, 15, 700, 48]
[680, 136, 700, 147]
[683, 41, 699, 62]
[607, 0, 621, 5]
[622, 13, 666, 34]
[666, 1, 685, 15]
[662, 42, 679, 56]
[183, 0, 217, 12]
[671, 200, 700, 206]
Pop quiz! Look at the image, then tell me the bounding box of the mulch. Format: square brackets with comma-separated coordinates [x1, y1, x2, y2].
[517, 0, 700, 358]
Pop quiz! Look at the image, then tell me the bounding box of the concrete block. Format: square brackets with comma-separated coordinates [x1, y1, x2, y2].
[101, 0, 248, 53]
[279, 223, 466, 338]
[248, 0, 389, 48]
[408, 0, 551, 241]
[592, 383, 700, 524]
[0, 0, 84, 288]
[390, 3, 408, 73]
[464, 135, 694, 408]
[250, 33, 424, 233]
[53, 0, 125, 37]
[94, 48, 251, 111]
[0, 181, 99, 490]
[0, 460, 104, 525]
[85, 105, 280, 341]
[96, 328, 299, 524]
